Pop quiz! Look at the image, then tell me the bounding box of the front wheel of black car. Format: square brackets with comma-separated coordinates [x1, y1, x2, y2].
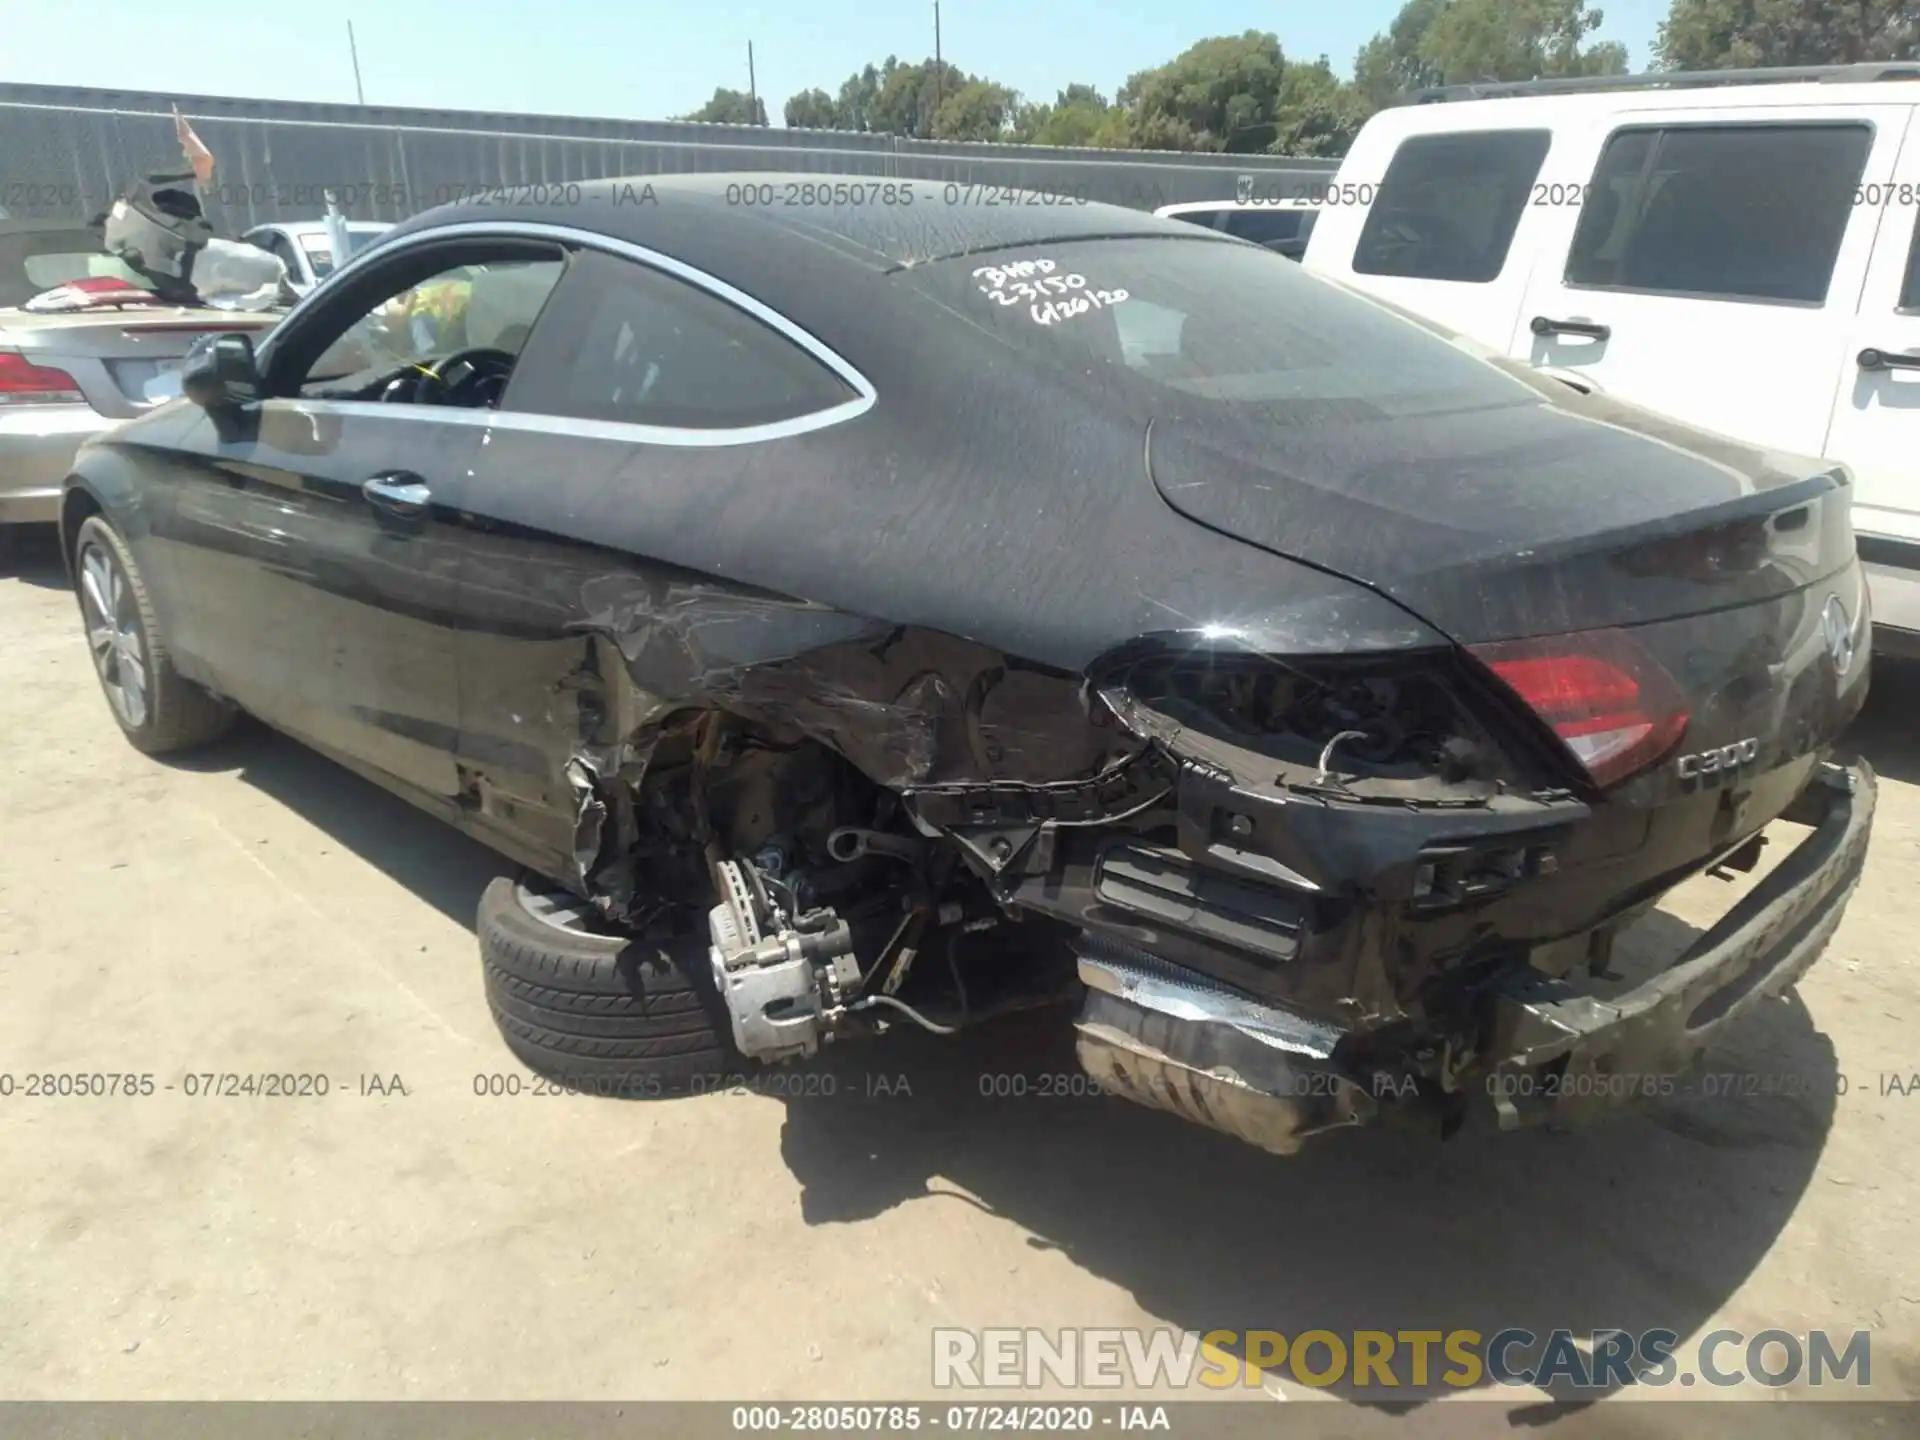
[72, 516, 236, 754]
[478, 876, 738, 1094]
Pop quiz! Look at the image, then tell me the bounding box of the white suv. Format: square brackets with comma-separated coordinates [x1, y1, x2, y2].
[1304, 63, 1920, 653]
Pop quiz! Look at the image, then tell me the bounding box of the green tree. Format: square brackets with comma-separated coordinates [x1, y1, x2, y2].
[1107, 32, 1376, 156]
[1010, 84, 1123, 146]
[1656, 0, 1920, 69]
[784, 87, 840, 129]
[1271, 56, 1373, 156]
[1423, 0, 1627, 81]
[1352, 0, 1453, 108]
[833, 60, 895, 131]
[678, 87, 767, 126]
[1353, 0, 1626, 108]
[1116, 31, 1291, 151]
[867, 57, 971, 137]
[933, 80, 1019, 140]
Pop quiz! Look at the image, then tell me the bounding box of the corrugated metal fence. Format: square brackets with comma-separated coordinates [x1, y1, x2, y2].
[0, 82, 1339, 233]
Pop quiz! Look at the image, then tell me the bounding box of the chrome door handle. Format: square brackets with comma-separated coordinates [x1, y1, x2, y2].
[362, 472, 432, 518]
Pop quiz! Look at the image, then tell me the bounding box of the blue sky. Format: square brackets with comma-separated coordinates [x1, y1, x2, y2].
[1, 0, 1671, 122]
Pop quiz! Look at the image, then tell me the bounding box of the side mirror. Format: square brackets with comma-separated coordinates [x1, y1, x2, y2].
[181, 332, 260, 409]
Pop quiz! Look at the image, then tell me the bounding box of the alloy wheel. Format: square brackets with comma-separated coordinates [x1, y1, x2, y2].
[78, 540, 149, 730]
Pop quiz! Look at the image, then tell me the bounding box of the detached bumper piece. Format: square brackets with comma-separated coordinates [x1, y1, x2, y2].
[1073, 932, 1375, 1156]
[1485, 760, 1876, 1129]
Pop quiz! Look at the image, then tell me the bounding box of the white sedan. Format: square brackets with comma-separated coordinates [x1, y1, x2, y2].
[1154, 198, 1322, 260]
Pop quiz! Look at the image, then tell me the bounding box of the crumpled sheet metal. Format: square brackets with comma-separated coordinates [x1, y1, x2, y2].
[570, 571, 1134, 794]
[574, 573, 882, 687]
[564, 756, 608, 886]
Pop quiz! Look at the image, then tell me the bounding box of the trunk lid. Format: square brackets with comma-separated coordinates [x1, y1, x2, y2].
[1146, 387, 1869, 802]
[1145, 385, 1858, 647]
[0, 306, 278, 418]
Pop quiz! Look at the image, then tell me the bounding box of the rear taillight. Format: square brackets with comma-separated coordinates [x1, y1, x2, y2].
[1470, 629, 1689, 788]
[0, 352, 85, 406]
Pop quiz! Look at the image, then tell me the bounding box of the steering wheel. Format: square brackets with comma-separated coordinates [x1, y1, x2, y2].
[380, 347, 518, 408]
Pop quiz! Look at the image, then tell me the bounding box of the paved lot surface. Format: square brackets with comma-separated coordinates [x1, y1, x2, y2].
[2, 523, 1917, 1431]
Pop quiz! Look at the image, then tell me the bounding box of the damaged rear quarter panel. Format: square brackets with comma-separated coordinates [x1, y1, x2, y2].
[449, 326, 1443, 893]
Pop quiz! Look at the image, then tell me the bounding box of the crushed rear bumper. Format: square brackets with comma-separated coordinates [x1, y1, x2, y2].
[1072, 759, 1875, 1152]
[1482, 758, 1874, 1128]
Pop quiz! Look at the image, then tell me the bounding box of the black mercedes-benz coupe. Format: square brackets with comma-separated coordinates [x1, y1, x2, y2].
[60, 175, 1875, 1154]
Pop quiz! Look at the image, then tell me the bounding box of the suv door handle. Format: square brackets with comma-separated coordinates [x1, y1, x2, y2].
[1531, 315, 1611, 342]
[362, 472, 432, 518]
[1858, 347, 1920, 372]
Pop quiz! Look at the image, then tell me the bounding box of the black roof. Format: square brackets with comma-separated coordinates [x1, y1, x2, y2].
[383, 173, 1223, 348]
[391, 172, 1195, 264]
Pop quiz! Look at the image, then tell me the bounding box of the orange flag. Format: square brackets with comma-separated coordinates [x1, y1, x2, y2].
[172, 105, 215, 184]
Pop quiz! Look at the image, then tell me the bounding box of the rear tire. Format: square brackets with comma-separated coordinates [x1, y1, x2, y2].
[477, 876, 737, 1094]
[72, 516, 235, 754]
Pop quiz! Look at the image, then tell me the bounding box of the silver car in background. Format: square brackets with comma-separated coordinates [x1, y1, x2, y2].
[0, 219, 279, 527]
[241, 220, 392, 295]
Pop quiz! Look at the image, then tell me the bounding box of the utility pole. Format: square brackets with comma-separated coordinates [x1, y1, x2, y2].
[347, 20, 366, 104]
[931, 2, 943, 138]
[748, 41, 759, 124]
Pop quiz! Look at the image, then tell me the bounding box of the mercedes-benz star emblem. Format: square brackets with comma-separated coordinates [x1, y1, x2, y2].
[1822, 594, 1856, 677]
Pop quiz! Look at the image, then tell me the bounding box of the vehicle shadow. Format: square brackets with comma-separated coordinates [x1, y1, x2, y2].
[0, 523, 71, 590]
[163, 720, 509, 931]
[771, 905, 1839, 1412]
[1841, 655, 1920, 786]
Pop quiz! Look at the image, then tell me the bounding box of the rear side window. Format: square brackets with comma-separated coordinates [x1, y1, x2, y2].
[1566, 123, 1872, 304]
[505, 248, 857, 430]
[1353, 129, 1551, 283]
[910, 237, 1535, 421]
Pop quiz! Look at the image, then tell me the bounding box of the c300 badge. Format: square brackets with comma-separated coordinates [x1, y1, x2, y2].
[1676, 737, 1759, 780]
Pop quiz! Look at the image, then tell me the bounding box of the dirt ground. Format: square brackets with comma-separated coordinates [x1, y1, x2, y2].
[2, 523, 1917, 1431]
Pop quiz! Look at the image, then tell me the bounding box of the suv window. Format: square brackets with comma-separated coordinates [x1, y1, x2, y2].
[1353, 130, 1551, 283]
[1566, 123, 1871, 305]
[505, 248, 857, 429]
[1900, 207, 1920, 313]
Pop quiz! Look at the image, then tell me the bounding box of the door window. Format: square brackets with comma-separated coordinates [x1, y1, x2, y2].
[1565, 123, 1872, 305]
[503, 247, 858, 429]
[1353, 129, 1552, 282]
[288, 252, 565, 402]
[1899, 207, 1920, 313]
